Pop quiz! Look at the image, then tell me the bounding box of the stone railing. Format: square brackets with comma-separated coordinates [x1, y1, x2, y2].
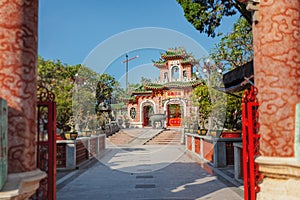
[56, 134, 105, 170]
[233, 142, 243, 180]
[185, 133, 242, 168]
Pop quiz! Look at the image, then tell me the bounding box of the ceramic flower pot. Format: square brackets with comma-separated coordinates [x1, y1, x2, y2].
[221, 131, 242, 138]
[61, 131, 78, 140]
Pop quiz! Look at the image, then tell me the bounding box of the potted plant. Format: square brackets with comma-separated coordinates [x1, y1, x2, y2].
[191, 84, 211, 135]
[221, 130, 242, 138]
[61, 116, 79, 140]
[199, 128, 208, 135]
[124, 115, 130, 128]
[78, 113, 99, 137]
[118, 117, 123, 128]
[221, 96, 243, 138]
[61, 130, 78, 140]
[183, 117, 191, 133]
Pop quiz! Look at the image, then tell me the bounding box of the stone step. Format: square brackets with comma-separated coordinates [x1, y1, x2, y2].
[147, 142, 182, 145]
[150, 137, 180, 139]
[149, 138, 181, 141]
[107, 130, 135, 145]
[147, 141, 181, 144]
[144, 129, 182, 145]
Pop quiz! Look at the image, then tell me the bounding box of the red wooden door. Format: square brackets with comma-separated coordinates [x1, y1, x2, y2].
[35, 85, 57, 200]
[143, 106, 149, 126]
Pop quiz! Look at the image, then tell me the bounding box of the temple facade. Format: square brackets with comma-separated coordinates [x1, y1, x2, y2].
[127, 47, 202, 128]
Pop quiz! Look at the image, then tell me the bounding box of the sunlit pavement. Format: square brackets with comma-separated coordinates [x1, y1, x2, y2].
[57, 129, 243, 199]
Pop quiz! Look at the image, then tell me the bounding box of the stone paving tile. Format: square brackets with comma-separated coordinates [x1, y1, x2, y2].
[57, 143, 243, 200]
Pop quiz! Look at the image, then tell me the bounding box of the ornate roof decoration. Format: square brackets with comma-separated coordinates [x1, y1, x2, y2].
[130, 85, 152, 95]
[143, 79, 203, 90]
[152, 47, 200, 67]
[131, 90, 152, 95]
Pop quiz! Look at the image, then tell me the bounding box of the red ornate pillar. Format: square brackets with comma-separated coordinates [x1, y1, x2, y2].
[0, 0, 46, 199]
[254, 0, 300, 158]
[244, 0, 300, 199]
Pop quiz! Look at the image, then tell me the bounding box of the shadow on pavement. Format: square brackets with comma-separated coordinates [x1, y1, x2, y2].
[57, 147, 243, 200]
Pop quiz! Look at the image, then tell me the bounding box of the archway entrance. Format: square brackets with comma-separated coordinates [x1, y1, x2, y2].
[167, 104, 182, 127]
[143, 105, 153, 127]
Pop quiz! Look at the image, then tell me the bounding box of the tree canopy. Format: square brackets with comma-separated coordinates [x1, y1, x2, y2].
[177, 0, 251, 37]
[210, 17, 253, 69]
[38, 57, 122, 131]
[38, 57, 80, 131]
[95, 73, 119, 113]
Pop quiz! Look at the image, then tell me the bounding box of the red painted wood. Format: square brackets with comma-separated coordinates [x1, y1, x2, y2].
[194, 138, 200, 154]
[203, 140, 214, 162]
[186, 135, 192, 151]
[242, 86, 261, 200]
[36, 101, 57, 200]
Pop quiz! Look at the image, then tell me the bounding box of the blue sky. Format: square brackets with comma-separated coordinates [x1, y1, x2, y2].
[38, 0, 239, 86]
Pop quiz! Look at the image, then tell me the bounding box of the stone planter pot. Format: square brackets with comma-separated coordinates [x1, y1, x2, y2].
[61, 131, 78, 140]
[92, 130, 97, 135]
[184, 127, 189, 133]
[95, 129, 103, 135]
[81, 130, 92, 137]
[209, 130, 222, 137]
[56, 134, 64, 140]
[220, 131, 242, 138]
[125, 122, 130, 128]
[192, 129, 198, 134]
[198, 129, 207, 135]
[118, 119, 123, 126]
[85, 130, 92, 137]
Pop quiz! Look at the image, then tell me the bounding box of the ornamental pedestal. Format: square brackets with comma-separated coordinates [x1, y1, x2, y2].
[250, 0, 300, 199]
[0, 1, 46, 199]
[256, 157, 300, 200]
[0, 169, 46, 200]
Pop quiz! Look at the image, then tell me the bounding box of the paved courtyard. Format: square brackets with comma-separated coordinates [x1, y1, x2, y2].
[57, 129, 243, 200]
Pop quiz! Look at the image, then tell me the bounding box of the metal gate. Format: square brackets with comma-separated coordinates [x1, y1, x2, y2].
[35, 84, 57, 200]
[242, 85, 262, 200]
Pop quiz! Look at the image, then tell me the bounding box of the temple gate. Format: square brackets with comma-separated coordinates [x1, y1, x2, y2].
[127, 47, 201, 128]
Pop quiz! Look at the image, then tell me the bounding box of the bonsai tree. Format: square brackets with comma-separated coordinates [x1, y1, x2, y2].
[95, 73, 119, 129]
[225, 91, 243, 130]
[97, 112, 110, 129]
[123, 115, 131, 128]
[182, 116, 191, 128]
[191, 83, 212, 130]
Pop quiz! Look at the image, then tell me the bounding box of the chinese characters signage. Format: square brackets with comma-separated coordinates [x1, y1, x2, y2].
[165, 90, 183, 98]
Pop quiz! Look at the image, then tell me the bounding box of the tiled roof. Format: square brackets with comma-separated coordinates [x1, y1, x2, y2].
[153, 62, 166, 68]
[152, 47, 199, 67]
[143, 79, 203, 90]
[131, 90, 152, 95]
[130, 85, 153, 95]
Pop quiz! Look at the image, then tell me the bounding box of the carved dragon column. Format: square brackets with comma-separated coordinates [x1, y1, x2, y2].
[0, 0, 46, 199]
[241, 0, 300, 199]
